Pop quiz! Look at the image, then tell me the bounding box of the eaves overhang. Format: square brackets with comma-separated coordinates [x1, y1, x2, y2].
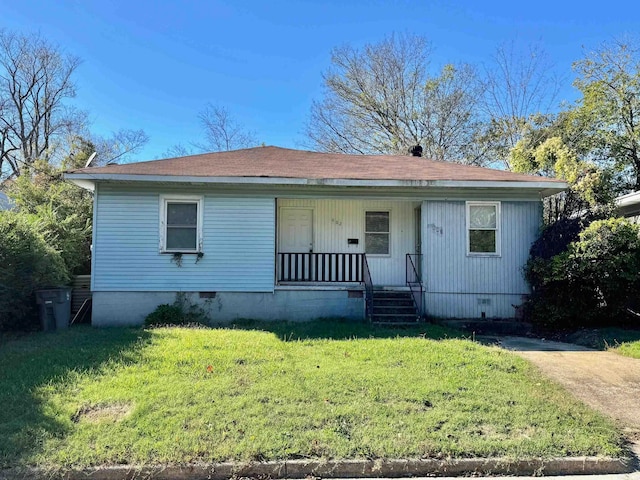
[616, 191, 640, 208]
[64, 173, 567, 197]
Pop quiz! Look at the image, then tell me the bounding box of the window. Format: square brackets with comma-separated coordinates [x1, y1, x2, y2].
[467, 202, 500, 255]
[365, 211, 390, 255]
[160, 195, 203, 253]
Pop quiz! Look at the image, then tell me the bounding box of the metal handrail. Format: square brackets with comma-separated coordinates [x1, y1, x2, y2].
[406, 253, 424, 320]
[362, 254, 374, 322]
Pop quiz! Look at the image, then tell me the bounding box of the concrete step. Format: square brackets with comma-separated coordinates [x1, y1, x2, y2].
[372, 321, 423, 326]
[373, 305, 417, 314]
[370, 288, 420, 323]
[372, 291, 412, 299]
[372, 313, 420, 323]
[372, 302, 414, 308]
[373, 294, 413, 302]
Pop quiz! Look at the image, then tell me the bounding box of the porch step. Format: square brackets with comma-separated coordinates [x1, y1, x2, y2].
[372, 289, 411, 297]
[373, 307, 416, 317]
[372, 313, 420, 323]
[372, 292, 413, 306]
[370, 290, 420, 324]
[373, 298, 414, 307]
[373, 321, 425, 326]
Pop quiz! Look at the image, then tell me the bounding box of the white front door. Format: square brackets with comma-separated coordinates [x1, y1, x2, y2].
[279, 208, 313, 253]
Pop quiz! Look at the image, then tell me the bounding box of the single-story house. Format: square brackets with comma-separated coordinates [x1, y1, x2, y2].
[65, 146, 566, 326]
[616, 191, 640, 223]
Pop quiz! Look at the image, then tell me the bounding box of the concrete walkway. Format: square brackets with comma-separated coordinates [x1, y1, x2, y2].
[498, 336, 640, 456]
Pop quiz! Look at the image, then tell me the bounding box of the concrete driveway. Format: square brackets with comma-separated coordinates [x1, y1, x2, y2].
[497, 336, 640, 456]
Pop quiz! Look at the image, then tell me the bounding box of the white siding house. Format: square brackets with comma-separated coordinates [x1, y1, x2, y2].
[616, 191, 640, 223]
[66, 146, 566, 326]
[278, 199, 418, 286]
[422, 200, 541, 319]
[94, 184, 275, 292]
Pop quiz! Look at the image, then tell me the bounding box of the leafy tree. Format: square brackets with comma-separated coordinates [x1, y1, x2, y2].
[0, 29, 83, 180]
[573, 38, 640, 190]
[8, 139, 94, 274]
[305, 34, 489, 165]
[510, 113, 618, 221]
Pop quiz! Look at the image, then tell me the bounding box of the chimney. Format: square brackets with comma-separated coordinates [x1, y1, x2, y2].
[409, 145, 423, 157]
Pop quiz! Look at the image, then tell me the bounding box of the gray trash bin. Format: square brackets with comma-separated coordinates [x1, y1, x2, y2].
[35, 288, 72, 331]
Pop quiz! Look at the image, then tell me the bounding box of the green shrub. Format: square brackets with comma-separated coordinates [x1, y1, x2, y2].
[0, 211, 69, 331]
[144, 303, 185, 326]
[528, 217, 586, 260]
[8, 159, 92, 275]
[570, 218, 640, 317]
[144, 293, 210, 327]
[525, 217, 640, 329]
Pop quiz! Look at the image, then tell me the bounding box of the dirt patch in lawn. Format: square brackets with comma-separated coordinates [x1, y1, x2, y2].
[72, 403, 132, 424]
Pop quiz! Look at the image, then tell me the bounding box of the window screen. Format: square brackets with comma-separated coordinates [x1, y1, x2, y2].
[468, 203, 498, 254]
[166, 201, 198, 251]
[365, 211, 390, 255]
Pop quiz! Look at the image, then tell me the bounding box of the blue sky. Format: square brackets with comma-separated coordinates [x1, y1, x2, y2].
[2, 0, 639, 161]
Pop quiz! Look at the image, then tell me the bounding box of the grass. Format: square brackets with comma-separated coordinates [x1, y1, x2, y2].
[565, 327, 640, 359]
[0, 319, 625, 469]
[616, 341, 640, 359]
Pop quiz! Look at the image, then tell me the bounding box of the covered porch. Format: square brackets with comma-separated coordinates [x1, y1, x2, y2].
[275, 198, 424, 322]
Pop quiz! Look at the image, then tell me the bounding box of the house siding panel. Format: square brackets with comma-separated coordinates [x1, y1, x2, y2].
[278, 199, 418, 285]
[421, 200, 541, 318]
[93, 185, 275, 292]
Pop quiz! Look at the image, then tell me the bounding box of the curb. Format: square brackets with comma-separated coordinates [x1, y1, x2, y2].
[1, 456, 634, 479]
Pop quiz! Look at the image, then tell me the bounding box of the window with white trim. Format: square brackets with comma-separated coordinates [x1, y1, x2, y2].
[159, 195, 203, 253]
[365, 211, 390, 255]
[467, 202, 500, 255]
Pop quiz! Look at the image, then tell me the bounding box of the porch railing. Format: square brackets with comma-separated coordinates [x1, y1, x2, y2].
[362, 254, 373, 322]
[278, 252, 364, 283]
[406, 254, 424, 319]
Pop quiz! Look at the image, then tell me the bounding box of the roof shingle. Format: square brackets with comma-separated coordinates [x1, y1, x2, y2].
[69, 146, 563, 183]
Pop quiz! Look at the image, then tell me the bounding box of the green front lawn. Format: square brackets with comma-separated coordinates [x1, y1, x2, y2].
[0, 320, 624, 468]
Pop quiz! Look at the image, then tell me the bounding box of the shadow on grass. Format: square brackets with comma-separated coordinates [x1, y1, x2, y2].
[0, 326, 151, 468]
[212, 317, 464, 341]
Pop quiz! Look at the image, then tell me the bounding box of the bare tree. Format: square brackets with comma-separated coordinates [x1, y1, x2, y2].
[482, 40, 561, 168]
[420, 63, 489, 165]
[160, 143, 194, 159]
[305, 34, 488, 164]
[197, 104, 257, 152]
[91, 129, 149, 165]
[0, 30, 82, 179]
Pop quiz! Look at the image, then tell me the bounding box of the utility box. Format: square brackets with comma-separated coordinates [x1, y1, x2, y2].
[35, 288, 72, 331]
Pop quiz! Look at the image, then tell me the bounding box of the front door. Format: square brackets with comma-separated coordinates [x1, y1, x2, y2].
[279, 208, 313, 253]
[279, 208, 313, 281]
